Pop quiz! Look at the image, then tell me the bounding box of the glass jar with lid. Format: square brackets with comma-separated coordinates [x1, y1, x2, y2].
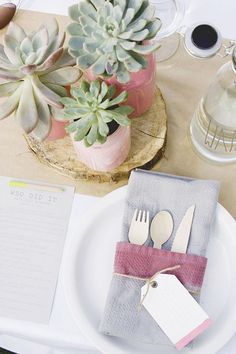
[189, 46, 236, 164]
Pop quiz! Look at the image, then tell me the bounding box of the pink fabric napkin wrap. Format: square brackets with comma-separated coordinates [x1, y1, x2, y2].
[114, 242, 208, 294]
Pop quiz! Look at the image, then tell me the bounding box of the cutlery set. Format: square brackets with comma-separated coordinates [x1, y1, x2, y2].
[128, 205, 195, 253]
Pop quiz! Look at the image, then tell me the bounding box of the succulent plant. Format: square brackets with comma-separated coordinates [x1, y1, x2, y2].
[0, 19, 81, 140]
[67, 0, 161, 83]
[60, 79, 133, 146]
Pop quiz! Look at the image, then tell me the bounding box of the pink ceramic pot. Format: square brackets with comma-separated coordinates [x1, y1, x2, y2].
[72, 126, 131, 172]
[46, 86, 70, 141]
[46, 117, 67, 141]
[85, 53, 156, 118]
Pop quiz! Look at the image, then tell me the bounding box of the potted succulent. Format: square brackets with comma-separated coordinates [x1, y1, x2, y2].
[60, 79, 133, 171]
[67, 0, 161, 117]
[0, 20, 81, 141]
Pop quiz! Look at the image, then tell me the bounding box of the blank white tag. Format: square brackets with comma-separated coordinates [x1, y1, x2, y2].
[141, 274, 212, 350]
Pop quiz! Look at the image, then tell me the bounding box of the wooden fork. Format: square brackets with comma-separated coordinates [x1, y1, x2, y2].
[128, 209, 150, 245]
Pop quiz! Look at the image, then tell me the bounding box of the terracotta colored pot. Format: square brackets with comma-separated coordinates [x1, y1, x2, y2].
[72, 126, 131, 172]
[85, 53, 156, 118]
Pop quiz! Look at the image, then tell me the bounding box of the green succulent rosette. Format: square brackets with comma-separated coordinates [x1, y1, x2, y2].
[68, 0, 161, 83]
[60, 79, 133, 146]
[0, 19, 81, 141]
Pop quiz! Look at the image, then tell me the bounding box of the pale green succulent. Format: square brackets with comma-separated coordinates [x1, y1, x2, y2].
[0, 19, 81, 141]
[60, 79, 133, 146]
[67, 0, 161, 83]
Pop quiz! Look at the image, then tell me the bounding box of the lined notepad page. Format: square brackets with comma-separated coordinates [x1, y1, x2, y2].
[0, 177, 74, 323]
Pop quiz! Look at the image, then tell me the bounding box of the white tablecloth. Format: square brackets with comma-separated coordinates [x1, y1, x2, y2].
[1, 0, 236, 353]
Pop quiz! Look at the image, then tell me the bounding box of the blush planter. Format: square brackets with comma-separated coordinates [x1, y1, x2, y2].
[85, 53, 156, 118]
[71, 126, 131, 172]
[46, 117, 67, 141]
[46, 86, 71, 141]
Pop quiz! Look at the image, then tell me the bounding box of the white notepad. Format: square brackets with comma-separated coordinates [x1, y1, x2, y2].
[0, 177, 74, 323]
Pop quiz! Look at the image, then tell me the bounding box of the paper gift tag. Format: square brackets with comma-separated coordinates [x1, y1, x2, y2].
[141, 274, 212, 350]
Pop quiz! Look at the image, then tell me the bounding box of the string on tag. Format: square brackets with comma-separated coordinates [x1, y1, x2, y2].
[113, 265, 181, 310]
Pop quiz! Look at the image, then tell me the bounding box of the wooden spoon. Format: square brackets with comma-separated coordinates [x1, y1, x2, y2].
[150, 211, 173, 249]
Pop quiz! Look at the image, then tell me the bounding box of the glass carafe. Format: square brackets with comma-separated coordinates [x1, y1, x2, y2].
[190, 48, 236, 164]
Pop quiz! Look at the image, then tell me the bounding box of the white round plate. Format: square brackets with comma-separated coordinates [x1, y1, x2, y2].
[63, 186, 236, 354]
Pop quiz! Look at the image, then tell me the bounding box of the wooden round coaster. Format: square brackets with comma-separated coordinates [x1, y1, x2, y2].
[25, 87, 167, 183]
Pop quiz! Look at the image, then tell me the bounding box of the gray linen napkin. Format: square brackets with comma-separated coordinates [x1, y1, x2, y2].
[122, 170, 220, 254]
[100, 169, 220, 345]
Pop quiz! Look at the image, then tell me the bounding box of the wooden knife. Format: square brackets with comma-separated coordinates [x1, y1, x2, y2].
[171, 205, 195, 253]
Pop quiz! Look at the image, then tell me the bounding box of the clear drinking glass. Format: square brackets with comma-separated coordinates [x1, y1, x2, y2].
[151, 0, 185, 62]
[189, 48, 236, 164]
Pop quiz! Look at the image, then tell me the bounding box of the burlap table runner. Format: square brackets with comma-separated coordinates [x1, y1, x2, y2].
[0, 10, 235, 218]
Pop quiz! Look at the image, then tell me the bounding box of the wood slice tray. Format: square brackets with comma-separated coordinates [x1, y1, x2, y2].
[25, 87, 167, 183]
